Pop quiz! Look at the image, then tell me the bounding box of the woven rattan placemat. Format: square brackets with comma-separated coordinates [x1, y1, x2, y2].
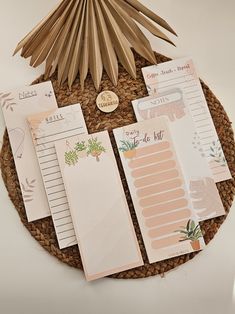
[1, 53, 235, 279]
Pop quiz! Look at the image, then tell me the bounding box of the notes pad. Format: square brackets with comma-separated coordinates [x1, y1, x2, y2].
[142, 57, 232, 183]
[132, 92, 225, 221]
[114, 118, 205, 263]
[0, 81, 58, 222]
[55, 131, 143, 281]
[28, 104, 88, 249]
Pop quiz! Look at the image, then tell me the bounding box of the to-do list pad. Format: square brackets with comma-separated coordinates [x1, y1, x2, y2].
[142, 58, 231, 183]
[28, 104, 88, 249]
[114, 118, 205, 263]
[0, 81, 58, 222]
[55, 131, 143, 281]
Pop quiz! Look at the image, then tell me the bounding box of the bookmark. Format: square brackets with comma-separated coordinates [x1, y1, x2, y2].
[142, 57, 232, 183]
[0, 81, 58, 222]
[114, 118, 205, 263]
[132, 91, 225, 221]
[27, 104, 88, 249]
[55, 131, 143, 281]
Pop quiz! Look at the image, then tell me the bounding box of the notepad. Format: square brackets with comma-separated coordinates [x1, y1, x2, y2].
[132, 91, 225, 221]
[27, 104, 88, 249]
[0, 81, 58, 222]
[55, 131, 143, 281]
[142, 57, 232, 183]
[114, 118, 205, 263]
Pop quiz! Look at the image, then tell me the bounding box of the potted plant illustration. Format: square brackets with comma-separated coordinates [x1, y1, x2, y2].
[176, 219, 203, 251]
[64, 141, 79, 166]
[65, 149, 78, 166]
[118, 140, 138, 159]
[75, 141, 87, 158]
[87, 137, 105, 162]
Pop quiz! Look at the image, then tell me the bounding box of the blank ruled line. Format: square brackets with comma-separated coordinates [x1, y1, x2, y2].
[191, 107, 203, 112]
[197, 124, 210, 128]
[47, 183, 64, 189]
[58, 228, 74, 235]
[198, 130, 212, 134]
[48, 189, 66, 196]
[50, 196, 67, 202]
[59, 235, 76, 241]
[158, 78, 195, 90]
[194, 118, 209, 123]
[155, 74, 191, 85]
[183, 84, 197, 89]
[40, 158, 58, 165]
[189, 101, 203, 106]
[187, 95, 201, 100]
[55, 215, 71, 221]
[41, 165, 59, 171]
[38, 152, 57, 159]
[36, 146, 54, 153]
[43, 171, 61, 177]
[213, 170, 227, 176]
[202, 142, 212, 146]
[54, 208, 70, 214]
[57, 222, 72, 228]
[35, 127, 83, 140]
[193, 112, 207, 118]
[185, 89, 198, 95]
[44, 176, 62, 183]
[201, 135, 214, 140]
[51, 202, 68, 208]
[36, 133, 82, 146]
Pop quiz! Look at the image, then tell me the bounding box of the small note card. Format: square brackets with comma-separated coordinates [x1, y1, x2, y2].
[0, 81, 58, 222]
[132, 91, 225, 221]
[55, 131, 143, 280]
[114, 117, 205, 263]
[142, 57, 232, 183]
[27, 104, 88, 249]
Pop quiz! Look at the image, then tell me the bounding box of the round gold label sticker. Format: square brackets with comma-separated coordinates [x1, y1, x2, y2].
[96, 91, 119, 113]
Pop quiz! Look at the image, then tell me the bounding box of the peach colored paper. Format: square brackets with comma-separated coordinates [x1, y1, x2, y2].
[132, 91, 225, 221]
[55, 131, 143, 281]
[0, 81, 58, 222]
[114, 118, 205, 263]
[27, 104, 88, 249]
[142, 57, 232, 183]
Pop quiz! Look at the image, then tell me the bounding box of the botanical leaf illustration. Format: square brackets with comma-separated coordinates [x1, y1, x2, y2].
[175, 219, 202, 242]
[14, 0, 176, 90]
[65, 150, 79, 166]
[0, 92, 17, 112]
[21, 178, 36, 203]
[119, 140, 138, 152]
[189, 178, 222, 219]
[87, 138, 105, 162]
[209, 140, 226, 166]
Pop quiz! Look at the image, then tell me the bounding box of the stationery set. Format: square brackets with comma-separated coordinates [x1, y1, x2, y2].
[1, 58, 231, 281]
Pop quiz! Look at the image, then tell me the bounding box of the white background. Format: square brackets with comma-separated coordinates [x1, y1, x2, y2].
[0, 1, 234, 313]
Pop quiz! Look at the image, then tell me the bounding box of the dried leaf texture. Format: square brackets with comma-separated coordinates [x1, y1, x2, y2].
[14, 0, 176, 89]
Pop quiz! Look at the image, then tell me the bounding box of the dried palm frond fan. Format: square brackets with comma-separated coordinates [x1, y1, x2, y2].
[14, 0, 176, 90]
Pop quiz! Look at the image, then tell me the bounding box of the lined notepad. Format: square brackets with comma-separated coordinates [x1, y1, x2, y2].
[28, 104, 88, 249]
[114, 118, 205, 263]
[0, 81, 58, 222]
[142, 58, 232, 183]
[132, 91, 225, 221]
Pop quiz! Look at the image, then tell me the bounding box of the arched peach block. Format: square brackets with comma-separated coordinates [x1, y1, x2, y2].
[151, 234, 183, 250]
[142, 198, 188, 217]
[148, 220, 188, 239]
[134, 169, 179, 188]
[139, 188, 185, 207]
[135, 142, 170, 157]
[145, 208, 191, 228]
[131, 160, 176, 178]
[129, 151, 173, 169]
[137, 179, 182, 198]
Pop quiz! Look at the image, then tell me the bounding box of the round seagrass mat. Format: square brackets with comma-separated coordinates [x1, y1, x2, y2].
[1, 52, 235, 279]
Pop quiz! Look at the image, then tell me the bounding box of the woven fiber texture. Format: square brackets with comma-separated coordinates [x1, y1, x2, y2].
[1, 53, 235, 279]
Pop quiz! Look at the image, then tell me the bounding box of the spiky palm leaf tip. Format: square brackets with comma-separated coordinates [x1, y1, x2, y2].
[14, 0, 177, 90]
